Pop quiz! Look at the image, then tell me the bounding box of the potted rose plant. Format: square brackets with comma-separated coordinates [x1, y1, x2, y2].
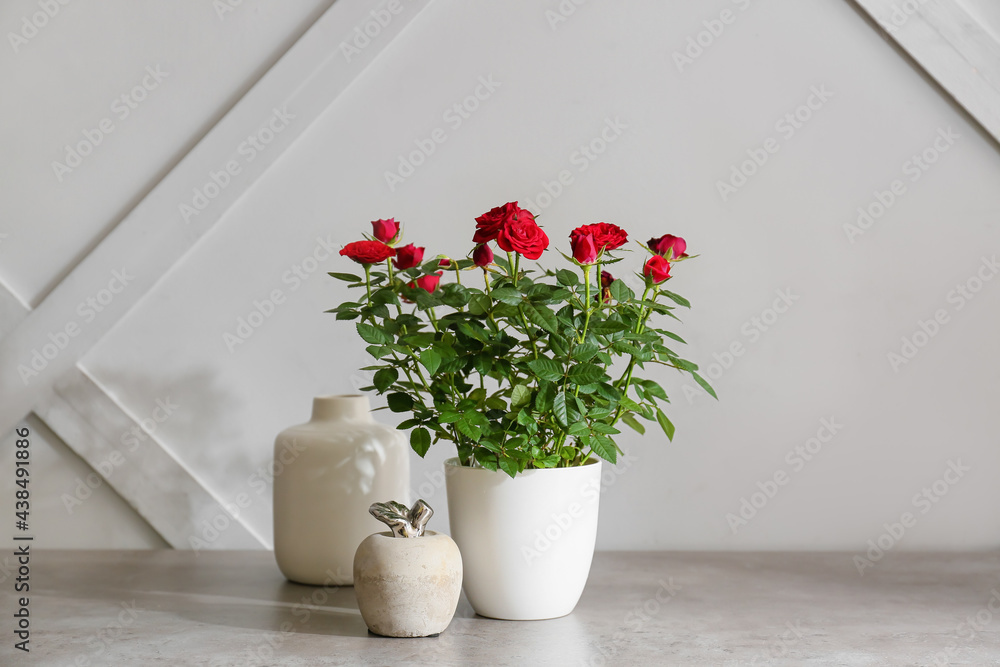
[328, 202, 712, 620]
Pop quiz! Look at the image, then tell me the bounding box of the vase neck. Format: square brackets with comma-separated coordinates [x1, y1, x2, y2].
[311, 395, 372, 423]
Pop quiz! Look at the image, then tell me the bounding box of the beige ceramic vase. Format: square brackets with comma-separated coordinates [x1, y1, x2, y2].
[273, 395, 409, 585]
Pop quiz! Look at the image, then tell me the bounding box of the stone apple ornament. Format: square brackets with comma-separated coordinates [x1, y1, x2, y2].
[354, 499, 463, 637]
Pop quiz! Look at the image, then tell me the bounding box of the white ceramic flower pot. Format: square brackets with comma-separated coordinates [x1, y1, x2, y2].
[273, 395, 409, 585]
[444, 457, 601, 620]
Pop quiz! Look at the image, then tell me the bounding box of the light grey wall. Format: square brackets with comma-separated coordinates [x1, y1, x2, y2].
[2, 0, 999, 551]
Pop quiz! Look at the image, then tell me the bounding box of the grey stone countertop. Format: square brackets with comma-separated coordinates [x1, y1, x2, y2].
[3, 550, 1000, 666]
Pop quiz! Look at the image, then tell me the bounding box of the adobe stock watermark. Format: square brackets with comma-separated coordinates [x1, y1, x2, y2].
[339, 0, 406, 62]
[51, 65, 169, 183]
[887, 255, 998, 372]
[584, 578, 681, 667]
[71, 600, 143, 667]
[213, 0, 245, 20]
[223, 235, 340, 353]
[672, 0, 755, 73]
[876, 0, 930, 33]
[17, 268, 134, 385]
[545, 0, 590, 31]
[844, 126, 960, 243]
[179, 106, 295, 223]
[928, 588, 1000, 666]
[61, 398, 180, 514]
[522, 450, 637, 565]
[726, 417, 844, 535]
[682, 288, 800, 403]
[716, 85, 834, 202]
[853, 459, 971, 575]
[214, 567, 352, 667]
[384, 75, 501, 192]
[521, 117, 628, 214]
[7, 0, 73, 55]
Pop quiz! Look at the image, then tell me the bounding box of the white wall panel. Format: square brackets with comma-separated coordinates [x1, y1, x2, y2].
[77, 0, 1000, 550]
[2, 0, 999, 551]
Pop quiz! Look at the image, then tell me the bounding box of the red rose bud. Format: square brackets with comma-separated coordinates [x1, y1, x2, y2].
[393, 243, 425, 270]
[643, 255, 671, 284]
[496, 213, 549, 260]
[571, 233, 598, 265]
[473, 202, 532, 244]
[647, 234, 687, 259]
[371, 218, 401, 244]
[472, 243, 494, 267]
[571, 223, 628, 252]
[438, 257, 452, 268]
[340, 240, 396, 265]
[414, 272, 443, 293]
[599, 271, 615, 303]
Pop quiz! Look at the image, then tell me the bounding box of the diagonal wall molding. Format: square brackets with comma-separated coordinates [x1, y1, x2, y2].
[854, 0, 1000, 143]
[0, 0, 433, 437]
[2, 0, 434, 548]
[36, 367, 264, 549]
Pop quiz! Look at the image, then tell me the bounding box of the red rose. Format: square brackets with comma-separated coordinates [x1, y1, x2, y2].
[571, 223, 628, 252]
[438, 257, 453, 268]
[393, 243, 425, 270]
[571, 233, 598, 265]
[647, 234, 687, 259]
[472, 243, 494, 267]
[410, 272, 443, 293]
[643, 255, 671, 284]
[496, 214, 549, 260]
[340, 240, 396, 265]
[371, 218, 400, 244]
[473, 202, 532, 244]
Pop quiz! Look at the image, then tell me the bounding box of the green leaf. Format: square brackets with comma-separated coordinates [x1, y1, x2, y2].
[328, 272, 362, 283]
[420, 349, 442, 375]
[511, 384, 531, 409]
[572, 343, 600, 361]
[553, 391, 569, 428]
[661, 290, 691, 308]
[456, 419, 482, 441]
[556, 269, 580, 286]
[622, 413, 646, 435]
[468, 294, 492, 316]
[410, 427, 431, 457]
[373, 368, 398, 392]
[388, 393, 414, 413]
[527, 358, 564, 382]
[568, 363, 605, 385]
[356, 323, 389, 345]
[587, 319, 629, 335]
[438, 411, 461, 424]
[485, 396, 507, 410]
[656, 408, 676, 441]
[490, 287, 522, 305]
[639, 380, 668, 401]
[523, 302, 561, 335]
[608, 279, 634, 302]
[588, 435, 618, 464]
[516, 409, 534, 426]
[499, 456, 519, 478]
[474, 448, 498, 471]
[535, 382, 556, 412]
[692, 371, 718, 399]
[401, 333, 436, 348]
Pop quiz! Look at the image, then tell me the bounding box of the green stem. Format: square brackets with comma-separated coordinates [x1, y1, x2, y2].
[364, 264, 372, 300]
[579, 264, 593, 344]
